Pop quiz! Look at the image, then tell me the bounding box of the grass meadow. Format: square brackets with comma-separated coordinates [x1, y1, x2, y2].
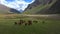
[0, 14, 60, 34]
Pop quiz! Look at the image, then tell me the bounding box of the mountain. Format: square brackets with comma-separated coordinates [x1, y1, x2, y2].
[0, 4, 10, 14]
[44, 0, 60, 14]
[10, 8, 21, 13]
[36, 0, 60, 14]
[0, 0, 60, 14]
[23, 0, 60, 14]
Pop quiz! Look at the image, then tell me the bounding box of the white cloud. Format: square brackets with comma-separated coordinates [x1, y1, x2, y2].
[0, 0, 35, 12]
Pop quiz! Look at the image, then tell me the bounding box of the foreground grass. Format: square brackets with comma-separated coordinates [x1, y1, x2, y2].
[0, 14, 60, 34]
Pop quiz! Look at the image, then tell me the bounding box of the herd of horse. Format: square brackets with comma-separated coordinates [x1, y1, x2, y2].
[14, 20, 45, 26]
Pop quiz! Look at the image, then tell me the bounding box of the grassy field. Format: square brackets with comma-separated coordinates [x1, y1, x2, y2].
[0, 14, 60, 34]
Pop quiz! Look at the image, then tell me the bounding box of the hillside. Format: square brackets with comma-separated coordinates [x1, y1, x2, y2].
[36, 0, 60, 14]
[43, 0, 60, 14]
[23, 0, 60, 14]
[0, 4, 10, 14]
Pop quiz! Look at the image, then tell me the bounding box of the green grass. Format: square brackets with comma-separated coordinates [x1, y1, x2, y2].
[0, 15, 60, 34]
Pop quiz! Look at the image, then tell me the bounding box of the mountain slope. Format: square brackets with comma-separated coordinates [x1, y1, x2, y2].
[0, 4, 10, 14]
[44, 0, 60, 14]
[23, 0, 59, 14]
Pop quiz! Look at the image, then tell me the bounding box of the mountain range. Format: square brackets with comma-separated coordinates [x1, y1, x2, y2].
[0, 0, 60, 14]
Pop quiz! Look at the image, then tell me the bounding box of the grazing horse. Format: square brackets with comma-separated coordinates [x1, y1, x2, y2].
[28, 20, 32, 25]
[25, 23, 28, 26]
[42, 21, 45, 24]
[18, 20, 25, 25]
[33, 20, 38, 23]
[14, 22, 17, 25]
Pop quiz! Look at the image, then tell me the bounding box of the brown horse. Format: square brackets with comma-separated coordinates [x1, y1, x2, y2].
[28, 20, 32, 25]
[14, 22, 17, 25]
[18, 20, 25, 25]
[42, 21, 45, 24]
[24, 20, 27, 26]
[33, 20, 38, 23]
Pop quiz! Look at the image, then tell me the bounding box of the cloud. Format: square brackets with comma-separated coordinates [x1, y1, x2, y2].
[0, 0, 35, 12]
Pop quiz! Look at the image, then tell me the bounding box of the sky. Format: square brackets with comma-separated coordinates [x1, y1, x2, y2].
[0, 0, 35, 12]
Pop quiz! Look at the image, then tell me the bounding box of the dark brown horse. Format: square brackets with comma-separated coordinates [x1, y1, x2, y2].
[42, 21, 45, 24]
[33, 20, 38, 23]
[18, 20, 25, 25]
[24, 20, 27, 26]
[28, 20, 32, 25]
[14, 22, 17, 25]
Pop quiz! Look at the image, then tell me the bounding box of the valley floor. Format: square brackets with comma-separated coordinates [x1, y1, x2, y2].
[0, 14, 60, 34]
